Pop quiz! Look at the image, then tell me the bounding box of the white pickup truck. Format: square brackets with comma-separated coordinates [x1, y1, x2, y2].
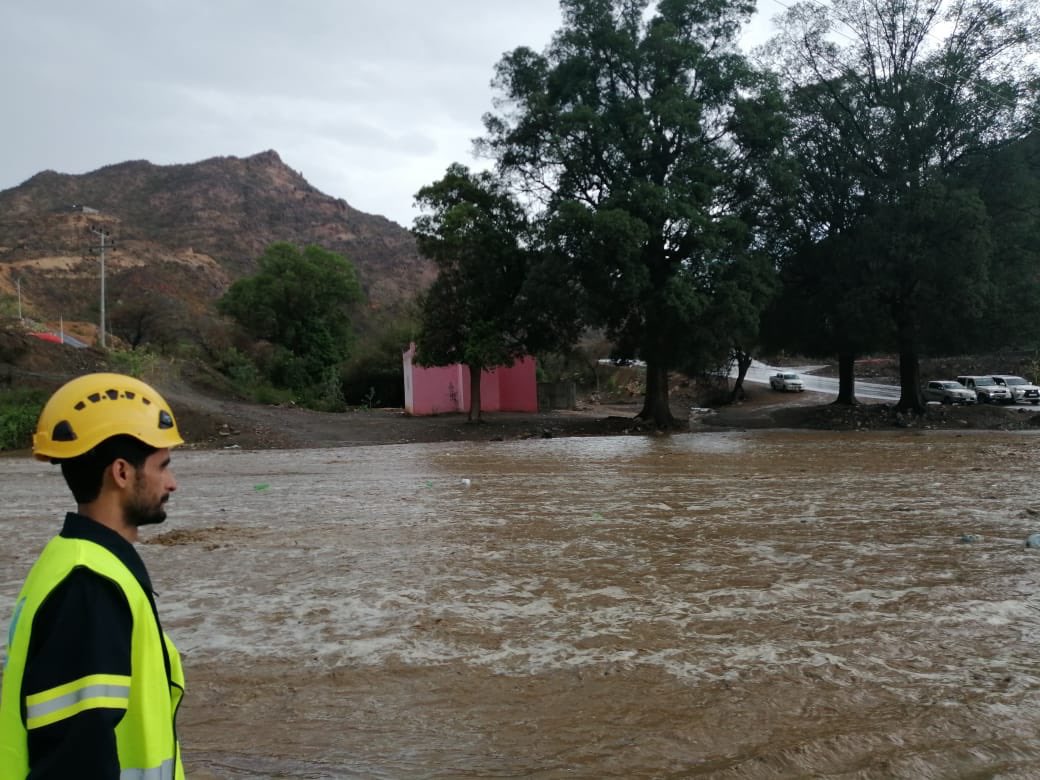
[769, 372, 804, 392]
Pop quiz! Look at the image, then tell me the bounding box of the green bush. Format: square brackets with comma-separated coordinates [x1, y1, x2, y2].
[251, 384, 296, 406]
[0, 388, 47, 452]
[338, 315, 413, 408]
[108, 348, 160, 378]
[214, 346, 261, 388]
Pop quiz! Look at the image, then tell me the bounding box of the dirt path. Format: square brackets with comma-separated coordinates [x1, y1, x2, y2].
[170, 394, 667, 451]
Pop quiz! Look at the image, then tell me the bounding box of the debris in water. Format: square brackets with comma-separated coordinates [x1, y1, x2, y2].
[1025, 534, 1040, 549]
[254, 483, 270, 492]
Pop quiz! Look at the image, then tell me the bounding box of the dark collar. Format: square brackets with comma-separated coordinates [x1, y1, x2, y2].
[59, 512, 154, 594]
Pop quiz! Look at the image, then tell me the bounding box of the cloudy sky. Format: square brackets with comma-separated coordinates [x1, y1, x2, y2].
[2, 1, 780, 228]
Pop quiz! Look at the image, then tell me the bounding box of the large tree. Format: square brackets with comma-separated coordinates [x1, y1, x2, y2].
[480, 0, 786, 426]
[762, 77, 892, 405]
[218, 242, 362, 392]
[412, 164, 579, 422]
[766, 0, 1039, 410]
[960, 132, 1040, 351]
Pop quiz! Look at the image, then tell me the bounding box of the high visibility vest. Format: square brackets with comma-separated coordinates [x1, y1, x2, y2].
[0, 535, 184, 780]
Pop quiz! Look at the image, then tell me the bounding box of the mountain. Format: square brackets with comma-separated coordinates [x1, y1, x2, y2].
[0, 151, 433, 340]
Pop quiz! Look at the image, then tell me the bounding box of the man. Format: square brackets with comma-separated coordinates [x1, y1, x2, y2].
[0, 373, 186, 779]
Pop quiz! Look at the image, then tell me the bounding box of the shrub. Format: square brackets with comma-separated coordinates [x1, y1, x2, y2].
[108, 348, 160, 378]
[0, 388, 47, 452]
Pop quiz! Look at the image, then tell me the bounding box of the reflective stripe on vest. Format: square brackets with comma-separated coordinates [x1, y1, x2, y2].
[25, 673, 131, 729]
[120, 757, 176, 780]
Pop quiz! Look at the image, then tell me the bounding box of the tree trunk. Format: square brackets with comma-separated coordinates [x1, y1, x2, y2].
[468, 364, 483, 423]
[833, 351, 859, 405]
[730, 349, 753, 402]
[894, 313, 924, 412]
[638, 362, 676, 427]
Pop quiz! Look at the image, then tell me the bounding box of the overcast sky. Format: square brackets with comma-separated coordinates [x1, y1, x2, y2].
[2, 1, 780, 228]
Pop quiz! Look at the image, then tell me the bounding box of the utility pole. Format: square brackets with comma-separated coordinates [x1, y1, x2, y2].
[88, 226, 113, 348]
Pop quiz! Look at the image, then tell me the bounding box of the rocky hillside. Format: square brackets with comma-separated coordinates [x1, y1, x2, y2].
[0, 151, 433, 336]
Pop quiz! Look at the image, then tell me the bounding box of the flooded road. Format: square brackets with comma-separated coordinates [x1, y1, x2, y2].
[3, 430, 1040, 778]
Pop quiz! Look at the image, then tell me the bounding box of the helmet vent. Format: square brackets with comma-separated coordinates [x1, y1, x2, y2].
[125, 391, 136, 400]
[158, 410, 174, 430]
[74, 401, 86, 411]
[51, 420, 77, 442]
[88, 393, 101, 403]
[105, 389, 119, 400]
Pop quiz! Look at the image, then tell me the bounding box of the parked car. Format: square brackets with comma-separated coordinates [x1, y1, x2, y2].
[770, 372, 804, 392]
[992, 375, 1040, 404]
[955, 375, 1013, 404]
[923, 380, 977, 405]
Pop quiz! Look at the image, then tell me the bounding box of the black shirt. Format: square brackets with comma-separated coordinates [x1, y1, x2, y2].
[23, 513, 155, 780]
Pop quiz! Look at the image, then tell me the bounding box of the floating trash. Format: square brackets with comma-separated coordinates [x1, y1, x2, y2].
[959, 534, 981, 544]
[1026, 534, 1040, 549]
[254, 483, 270, 492]
[461, 478, 472, 488]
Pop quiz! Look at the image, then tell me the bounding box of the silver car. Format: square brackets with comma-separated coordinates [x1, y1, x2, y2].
[923, 380, 976, 405]
[769, 372, 804, 392]
[992, 375, 1040, 405]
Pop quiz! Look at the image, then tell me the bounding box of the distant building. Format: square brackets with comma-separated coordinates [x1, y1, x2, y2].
[51, 203, 99, 214]
[402, 343, 537, 416]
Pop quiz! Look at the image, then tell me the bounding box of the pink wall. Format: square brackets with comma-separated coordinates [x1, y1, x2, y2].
[496, 356, 537, 410]
[403, 345, 538, 415]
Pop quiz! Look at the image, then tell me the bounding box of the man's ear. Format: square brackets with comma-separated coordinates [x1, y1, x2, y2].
[108, 458, 134, 489]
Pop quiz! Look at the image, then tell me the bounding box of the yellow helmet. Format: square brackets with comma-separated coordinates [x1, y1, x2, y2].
[33, 373, 184, 461]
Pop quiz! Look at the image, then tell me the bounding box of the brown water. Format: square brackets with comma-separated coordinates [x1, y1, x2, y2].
[3, 430, 1040, 778]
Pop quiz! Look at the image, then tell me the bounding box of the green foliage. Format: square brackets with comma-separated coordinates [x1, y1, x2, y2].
[214, 346, 261, 388]
[339, 312, 414, 407]
[537, 346, 598, 388]
[218, 243, 363, 394]
[0, 388, 46, 452]
[0, 296, 20, 318]
[765, 0, 1039, 407]
[310, 368, 347, 413]
[480, 0, 786, 424]
[863, 181, 992, 352]
[412, 164, 578, 372]
[961, 134, 1040, 351]
[108, 347, 161, 379]
[251, 384, 296, 406]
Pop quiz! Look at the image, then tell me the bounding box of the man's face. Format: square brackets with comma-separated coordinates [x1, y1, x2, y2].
[125, 448, 177, 527]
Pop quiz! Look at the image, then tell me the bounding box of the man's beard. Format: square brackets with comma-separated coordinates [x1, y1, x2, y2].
[126, 479, 169, 527]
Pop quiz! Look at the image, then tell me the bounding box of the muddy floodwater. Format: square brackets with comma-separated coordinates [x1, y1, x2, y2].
[4, 430, 1040, 778]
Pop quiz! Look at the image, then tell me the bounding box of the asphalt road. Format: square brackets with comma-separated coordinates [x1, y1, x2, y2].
[742, 361, 901, 402]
